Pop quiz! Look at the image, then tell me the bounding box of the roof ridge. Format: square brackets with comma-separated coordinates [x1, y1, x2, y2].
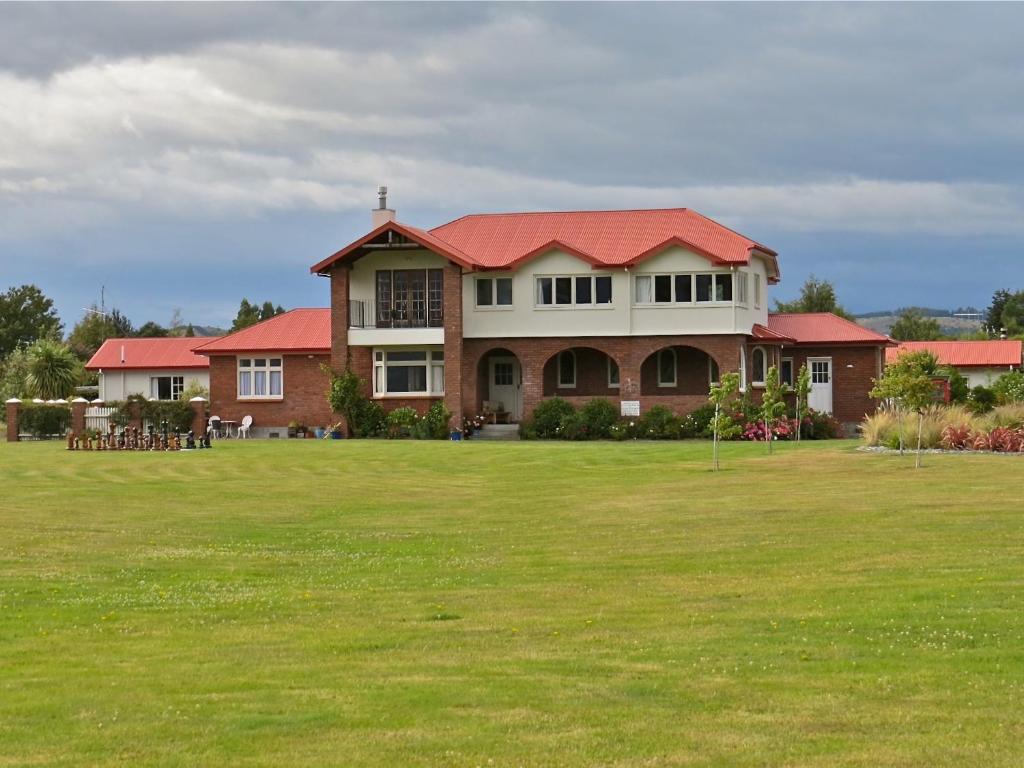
[429, 207, 693, 232]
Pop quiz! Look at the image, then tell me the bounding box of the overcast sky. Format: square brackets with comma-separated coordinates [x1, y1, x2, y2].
[2, 2, 1023, 329]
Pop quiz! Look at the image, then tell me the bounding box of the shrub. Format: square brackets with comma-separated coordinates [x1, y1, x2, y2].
[17, 403, 70, 438]
[682, 404, 717, 438]
[327, 369, 386, 438]
[984, 403, 1024, 430]
[637, 405, 681, 440]
[386, 406, 419, 438]
[578, 398, 619, 439]
[968, 385, 997, 414]
[530, 398, 576, 439]
[993, 370, 1024, 404]
[940, 423, 973, 450]
[860, 410, 897, 446]
[742, 418, 795, 442]
[140, 398, 193, 433]
[802, 409, 841, 440]
[416, 402, 452, 440]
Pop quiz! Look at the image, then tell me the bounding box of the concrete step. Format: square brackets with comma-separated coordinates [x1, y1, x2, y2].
[474, 424, 521, 441]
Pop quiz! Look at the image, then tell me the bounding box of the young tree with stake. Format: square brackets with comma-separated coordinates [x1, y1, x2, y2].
[709, 371, 741, 471]
[794, 363, 810, 442]
[760, 365, 786, 454]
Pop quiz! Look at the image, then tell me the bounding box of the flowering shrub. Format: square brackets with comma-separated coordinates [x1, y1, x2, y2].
[636, 405, 681, 439]
[741, 418, 795, 442]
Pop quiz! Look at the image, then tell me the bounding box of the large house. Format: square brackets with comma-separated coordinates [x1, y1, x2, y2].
[885, 340, 1022, 387]
[195, 194, 891, 435]
[86, 337, 214, 401]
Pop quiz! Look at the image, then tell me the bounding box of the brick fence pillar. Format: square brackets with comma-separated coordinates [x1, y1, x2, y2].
[5, 398, 20, 442]
[190, 397, 208, 437]
[70, 397, 89, 434]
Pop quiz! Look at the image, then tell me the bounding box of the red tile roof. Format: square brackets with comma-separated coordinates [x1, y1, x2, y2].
[885, 340, 1023, 368]
[86, 337, 215, 371]
[312, 208, 778, 278]
[192, 309, 330, 355]
[767, 313, 892, 346]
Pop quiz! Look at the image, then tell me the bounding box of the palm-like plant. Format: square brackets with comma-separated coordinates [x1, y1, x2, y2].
[26, 340, 78, 400]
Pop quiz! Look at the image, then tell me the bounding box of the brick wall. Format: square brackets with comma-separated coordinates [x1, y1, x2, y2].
[208, 354, 334, 430]
[785, 345, 882, 425]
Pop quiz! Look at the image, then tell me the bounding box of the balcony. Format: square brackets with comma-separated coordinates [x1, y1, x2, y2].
[348, 299, 445, 346]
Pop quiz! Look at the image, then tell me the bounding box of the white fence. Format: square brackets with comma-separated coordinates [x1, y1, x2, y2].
[85, 405, 115, 433]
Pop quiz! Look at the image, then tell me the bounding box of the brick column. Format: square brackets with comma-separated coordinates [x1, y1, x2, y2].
[442, 261, 464, 429]
[618, 347, 643, 402]
[70, 397, 89, 434]
[5, 398, 20, 442]
[520, 353, 544, 424]
[190, 397, 208, 437]
[330, 265, 351, 373]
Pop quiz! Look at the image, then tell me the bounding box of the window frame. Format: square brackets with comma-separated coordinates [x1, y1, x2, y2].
[754, 274, 762, 309]
[750, 346, 767, 387]
[474, 276, 513, 309]
[780, 357, 794, 387]
[607, 356, 620, 389]
[736, 271, 749, 306]
[150, 375, 185, 401]
[633, 271, 735, 306]
[708, 357, 720, 386]
[557, 350, 577, 388]
[237, 356, 284, 401]
[657, 348, 677, 388]
[372, 347, 445, 398]
[535, 274, 614, 309]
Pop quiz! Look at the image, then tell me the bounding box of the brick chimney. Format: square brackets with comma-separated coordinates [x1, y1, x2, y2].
[372, 185, 396, 228]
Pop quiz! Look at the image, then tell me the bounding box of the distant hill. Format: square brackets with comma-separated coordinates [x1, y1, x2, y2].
[169, 325, 228, 338]
[854, 311, 983, 337]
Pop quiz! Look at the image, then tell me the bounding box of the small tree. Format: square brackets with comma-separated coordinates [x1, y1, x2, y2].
[326, 368, 366, 438]
[794, 363, 810, 442]
[709, 371, 741, 471]
[25, 339, 79, 400]
[871, 350, 938, 468]
[760, 365, 786, 454]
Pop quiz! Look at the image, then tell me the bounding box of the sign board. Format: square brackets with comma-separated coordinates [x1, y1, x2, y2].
[620, 400, 641, 417]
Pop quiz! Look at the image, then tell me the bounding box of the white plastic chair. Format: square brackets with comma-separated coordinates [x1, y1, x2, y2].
[238, 415, 253, 439]
[208, 415, 221, 439]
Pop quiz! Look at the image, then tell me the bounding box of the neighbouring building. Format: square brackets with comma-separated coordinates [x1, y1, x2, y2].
[86, 337, 216, 401]
[885, 340, 1022, 387]
[198, 193, 892, 434]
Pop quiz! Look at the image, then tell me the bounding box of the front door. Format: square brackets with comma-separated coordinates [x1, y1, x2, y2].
[488, 356, 522, 421]
[808, 357, 833, 414]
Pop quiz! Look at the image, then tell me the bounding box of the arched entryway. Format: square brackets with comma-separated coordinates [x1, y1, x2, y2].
[542, 347, 622, 397]
[476, 348, 524, 422]
[640, 345, 718, 396]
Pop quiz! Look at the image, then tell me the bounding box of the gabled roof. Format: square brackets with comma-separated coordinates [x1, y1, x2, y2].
[310, 208, 778, 278]
[86, 337, 215, 371]
[192, 309, 330, 355]
[885, 340, 1023, 368]
[767, 313, 892, 346]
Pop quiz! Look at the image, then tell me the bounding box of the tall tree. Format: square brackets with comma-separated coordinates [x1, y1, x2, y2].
[773, 275, 852, 319]
[999, 292, 1024, 336]
[232, 299, 285, 332]
[890, 309, 943, 341]
[67, 305, 134, 361]
[0, 284, 63, 359]
[136, 321, 169, 338]
[986, 289, 1011, 335]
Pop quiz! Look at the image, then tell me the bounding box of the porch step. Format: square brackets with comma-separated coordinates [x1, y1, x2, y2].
[475, 424, 520, 441]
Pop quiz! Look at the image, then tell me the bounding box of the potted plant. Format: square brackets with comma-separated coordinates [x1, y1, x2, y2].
[287, 420, 299, 438]
[296, 422, 308, 438]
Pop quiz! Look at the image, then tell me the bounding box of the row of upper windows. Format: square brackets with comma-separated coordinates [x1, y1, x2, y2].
[473, 272, 761, 309]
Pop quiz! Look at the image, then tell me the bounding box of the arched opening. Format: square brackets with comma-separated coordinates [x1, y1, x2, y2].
[542, 347, 621, 397]
[476, 348, 523, 422]
[641, 345, 718, 396]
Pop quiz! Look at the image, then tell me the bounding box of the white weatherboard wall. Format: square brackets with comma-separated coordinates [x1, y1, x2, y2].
[462, 247, 771, 339]
[97, 370, 209, 401]
[960, 367, 1017, 388]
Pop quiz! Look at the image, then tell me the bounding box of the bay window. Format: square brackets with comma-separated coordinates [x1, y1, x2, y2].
[373, 348, 445, 397]
[238, 357, 283, 399]
[634, 272, 734, 304]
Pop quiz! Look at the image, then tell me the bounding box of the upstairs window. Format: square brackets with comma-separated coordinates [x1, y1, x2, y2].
[475, 277, 513, 307]
[754, 274, 762, 308]
[636, 272, 733, 304]
[737, 271, 749, 305]
[238, 357, 283, 399]
[536, 275, 612, 307]
[375, 269, 443, 327]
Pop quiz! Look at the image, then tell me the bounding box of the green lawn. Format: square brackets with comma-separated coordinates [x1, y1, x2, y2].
[1, 438, 1022, 767]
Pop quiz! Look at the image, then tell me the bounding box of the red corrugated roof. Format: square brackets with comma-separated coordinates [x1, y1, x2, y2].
[429, 208, 777, 273]
[767, 313, 891, 345]
[885, 340, 1022, 368]
[86, 337, 215, 370]
[311, 208, 778, 278]
[751, 323, 795, 344]
[192, 309, 330, 354]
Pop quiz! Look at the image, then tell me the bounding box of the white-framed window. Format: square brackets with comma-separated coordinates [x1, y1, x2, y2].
[557, 350, 576, 388]
[536, 275, 612, 307]
[475, 277, 513, 308]
[737, 271, 749, 305]
[751, 346, 767, 386]
[754, 274, 762, 308]
[373, 347, 445, 397]
[607, 356, 620, 388]
[780, 357, 794, 387]
[740, 347, 747, 391]
[709, 357, 720, 386]
[634, 272, 733, 305]
[657, 349, 677, 387]
[150, 376, 184, 401]
[238, 357, 283, 399]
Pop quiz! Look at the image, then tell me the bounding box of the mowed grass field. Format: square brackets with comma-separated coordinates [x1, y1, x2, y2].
[1, 438, 1023, 767]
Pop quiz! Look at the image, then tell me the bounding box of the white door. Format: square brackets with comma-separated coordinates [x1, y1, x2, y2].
[488, 357, 522, 421]
[808, 357, 833, 414]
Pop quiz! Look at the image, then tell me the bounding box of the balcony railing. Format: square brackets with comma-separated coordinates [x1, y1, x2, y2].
[349, 299, 443, 329]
